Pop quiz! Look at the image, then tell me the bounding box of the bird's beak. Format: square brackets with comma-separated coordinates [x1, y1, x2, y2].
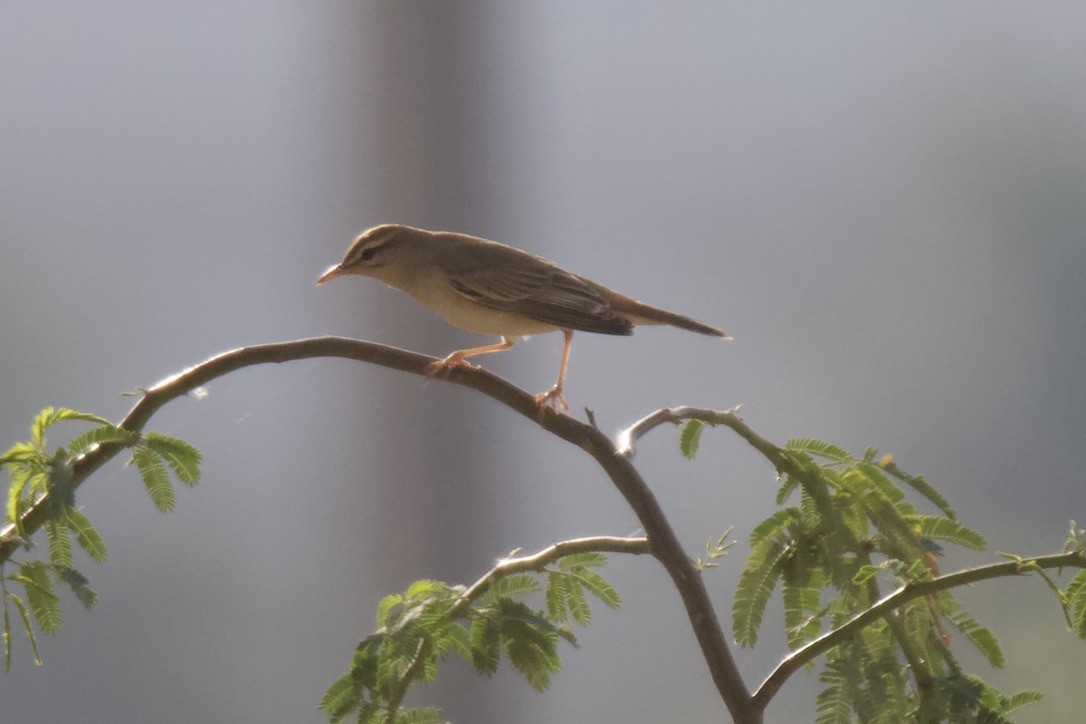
[316, 264, 343, 286]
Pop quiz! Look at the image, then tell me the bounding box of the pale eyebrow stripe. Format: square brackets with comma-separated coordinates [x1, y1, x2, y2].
[345, 229, 396, 266]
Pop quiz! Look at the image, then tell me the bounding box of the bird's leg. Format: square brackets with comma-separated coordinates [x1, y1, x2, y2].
[534, 329, 573, 414]
[426, 336, 517, 378]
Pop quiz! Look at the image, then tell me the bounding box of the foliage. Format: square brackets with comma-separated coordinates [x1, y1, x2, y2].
[694, 528, 735, 571]
[3, 400, 1084, 723]
[318, 553, 621, 723]
[1, 407, 201, 669]
[728, 435, 1046, 721]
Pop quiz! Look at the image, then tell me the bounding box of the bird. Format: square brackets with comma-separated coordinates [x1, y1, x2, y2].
[317, 224, 729, 413]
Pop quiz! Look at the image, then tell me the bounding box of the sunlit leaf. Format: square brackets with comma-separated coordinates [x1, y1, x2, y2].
[785, 438, 851, 463]
[733, 537, 786, 647]
[30, 408, 111, 449]
[8, 594, 41, 666]
[65, 425, 137, 458]
[679, 419, 705, 460]
[568, 569, 621, 610]
[64, 508, 107, 562]
[915, 516, 986, 551]
[318, 672, 360, 719]
[132, 447, 175, 512]
[44, 520, 72, 568]
[557, 552, 606, 570]
[18, 563, 61, 635]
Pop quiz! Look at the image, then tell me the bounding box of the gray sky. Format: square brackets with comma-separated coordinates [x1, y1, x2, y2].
[2, 3, 1084, 722]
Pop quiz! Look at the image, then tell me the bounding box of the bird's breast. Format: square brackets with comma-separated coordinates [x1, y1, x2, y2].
[387, 269, 560, 337]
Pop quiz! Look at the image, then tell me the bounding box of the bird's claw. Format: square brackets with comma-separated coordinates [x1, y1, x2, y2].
[534, 386, 570, 417]
[425, 354, 473, 379]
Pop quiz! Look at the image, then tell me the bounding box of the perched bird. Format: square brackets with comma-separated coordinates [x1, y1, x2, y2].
[317, 224, 729, 413]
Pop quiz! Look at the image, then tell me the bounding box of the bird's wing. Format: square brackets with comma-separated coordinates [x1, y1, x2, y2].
[445, 249, 633, 335]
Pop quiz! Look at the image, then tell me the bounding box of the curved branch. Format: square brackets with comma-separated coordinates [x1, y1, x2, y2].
[455, 535, 651, 612]
[616, 405, 742, 458]
[751, 550, 1086, 710]
[0, 336, 754, 721]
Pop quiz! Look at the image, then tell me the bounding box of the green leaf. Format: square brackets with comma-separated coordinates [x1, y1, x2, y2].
[679, 419, 706, 459]
[545, 572, 570, 623]
[355, 702, 380, 724]
[404, 579, 449, 600]
[55, 567, 97, 610]
[132, 446, 175, 512]
[396, 708, 443, 724]
[376, 593, 404, 627]
[481, 574, 538, 603]
[785, 438, 851, 463]
[30, 408, 111, 449]
[44, 520, 73, 568]
[782, 567, 823, 648]
[941, 598, 1004, 668]
[383, 628, 427, 683]
[567, 569, 621, 610]
[1066, 570, 1086, 638]
[143, 434, 202, 486]
[0, 442, 41, 466]
[64, 508, 107, 562]
[469, 616, 501, 676]
[434, 621, 472, 661]
[318, 671, 361, 718]
[1001, 690, 1043, 714]
[8, 594, 41, 666]
[557, 551, 606, 570]
[881, 462, 955, 519]
[65, 425, 138, 457]
[852, 462, 905, 504]
[2, 592, 10, 671]
[915, 516, 986, 551]
[775, 475, 800, 505]
[503, 628, 559, 693]
[851, 565, 880, 586]
[6, 466, 32, 530]
[19, 563, 61, 635]
[861, 494, 924, 562]
[749, 507, 800, 546]
[733, 537, 786, 647]
[350, 635, 383, 690]
[25, 470, 49, 499]
[563, 577, 590, 626]
[815, 662, 851, 723]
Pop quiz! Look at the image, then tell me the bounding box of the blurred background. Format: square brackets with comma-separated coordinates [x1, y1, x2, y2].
[2, 3, 1084, 722]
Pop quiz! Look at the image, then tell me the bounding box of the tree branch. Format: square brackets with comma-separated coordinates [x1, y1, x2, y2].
[751, 550, 1086, 710]
[0, 337, 755, 721]
[616, 405, 742, 458]
[454, 535, 651, 613]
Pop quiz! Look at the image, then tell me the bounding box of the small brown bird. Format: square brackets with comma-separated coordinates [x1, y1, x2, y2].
[317, 225, 728, 413]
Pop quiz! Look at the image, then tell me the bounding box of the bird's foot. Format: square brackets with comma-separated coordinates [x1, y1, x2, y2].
[425, 352, 473, 379]
[534, 385, 570, 417]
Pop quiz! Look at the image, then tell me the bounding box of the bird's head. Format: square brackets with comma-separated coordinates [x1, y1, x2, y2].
[316, 224, 420, 285]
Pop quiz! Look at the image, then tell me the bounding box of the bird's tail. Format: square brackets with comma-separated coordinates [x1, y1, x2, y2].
[604, 289, 730, 339]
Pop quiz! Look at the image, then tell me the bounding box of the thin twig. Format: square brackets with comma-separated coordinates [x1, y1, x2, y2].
[454, 535, 651, 613]
[616, 405, 742, 458]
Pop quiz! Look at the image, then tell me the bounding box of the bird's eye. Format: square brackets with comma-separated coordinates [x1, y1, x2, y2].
[360, 247, 376, 262]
